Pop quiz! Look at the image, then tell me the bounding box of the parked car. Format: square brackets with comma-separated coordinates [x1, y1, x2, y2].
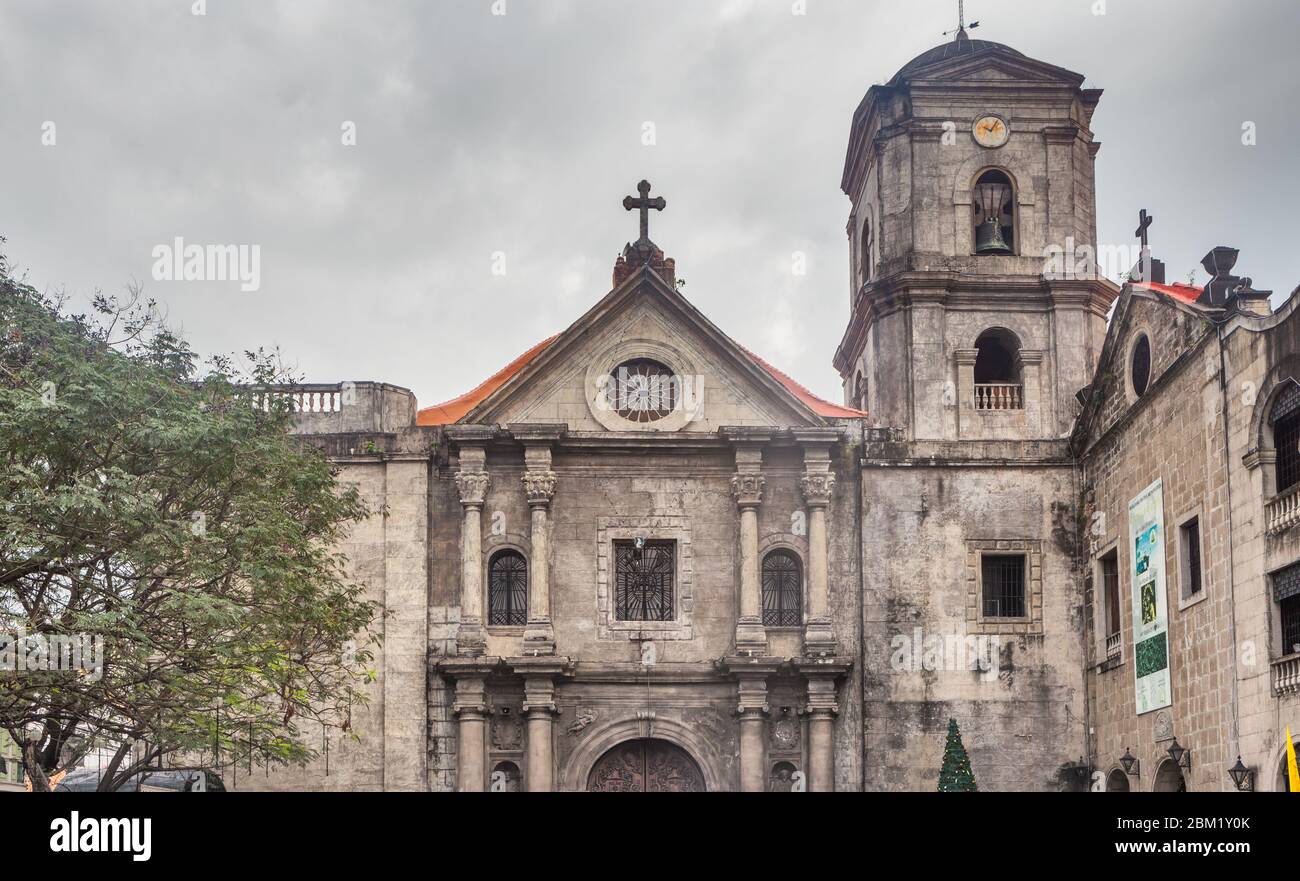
[54, 768, 225, 792]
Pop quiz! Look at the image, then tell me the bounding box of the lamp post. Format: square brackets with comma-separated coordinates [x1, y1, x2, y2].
[1166, 738, 1192, 772]
[1120, 746, 1141, 777]
[1227, 756, 1254, 792]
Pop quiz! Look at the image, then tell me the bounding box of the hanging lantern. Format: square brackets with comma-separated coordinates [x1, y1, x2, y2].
[974, 180, 1012, 254]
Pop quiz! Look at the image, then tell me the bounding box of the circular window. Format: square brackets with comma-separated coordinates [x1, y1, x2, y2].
[1131, 335, 1152, 397]
[609, 358, 678, 423]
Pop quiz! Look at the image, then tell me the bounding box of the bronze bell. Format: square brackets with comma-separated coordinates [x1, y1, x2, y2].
[975, 217, 1012, 254]
[974, 179, 1013, 254]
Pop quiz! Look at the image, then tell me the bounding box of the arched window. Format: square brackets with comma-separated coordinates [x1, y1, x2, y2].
[488, 549, 527, 626]
[972, 169, 1015, 255]
[1270, 381, 1300, 494]
[973, 328, 1023, 410]
[860, 217, 874, 284]
[610, 358, 678, 423]
[491, 761, 521, 792]
[762, 550, 803, 627]
[1106, 769, 1131, 792]
[1131, 335, 1152, 398]
[853, 371, 867, 411]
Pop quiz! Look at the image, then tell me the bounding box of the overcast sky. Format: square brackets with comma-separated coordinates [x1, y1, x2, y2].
[2, 0, 1296, 408]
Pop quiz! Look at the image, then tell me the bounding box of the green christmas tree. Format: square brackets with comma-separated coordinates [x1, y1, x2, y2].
[937, 718, 979, 792]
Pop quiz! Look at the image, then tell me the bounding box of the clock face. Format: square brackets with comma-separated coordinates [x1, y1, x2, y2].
[973, 115, 1010, 148]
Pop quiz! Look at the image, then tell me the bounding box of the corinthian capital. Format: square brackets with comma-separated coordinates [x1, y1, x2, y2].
[800, 472, 836, 507]
[522, 470, 558, 506]
[731, 473, 765, 508]
[455, 470, 491, 507]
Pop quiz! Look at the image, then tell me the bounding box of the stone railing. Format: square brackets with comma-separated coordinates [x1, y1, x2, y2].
[254, 383, 344, 414]
[1266, 483, 1300, 536]
[1272, 653, 1300, 697]
[974, 383, 1023, 411]
[1105, 632, 1121, 661]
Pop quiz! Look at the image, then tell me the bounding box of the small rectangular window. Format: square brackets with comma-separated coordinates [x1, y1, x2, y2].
[982, 554, 1026, 619]
[1101, 550, 1120, 639]
[1179, 518, 1203, 598]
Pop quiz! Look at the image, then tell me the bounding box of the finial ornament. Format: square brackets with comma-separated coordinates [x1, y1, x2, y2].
[943, 0, 980, 38]
[622, 179, 666, 246]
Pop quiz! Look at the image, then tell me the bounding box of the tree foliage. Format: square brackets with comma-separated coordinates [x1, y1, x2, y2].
[938, 717, 978, 792]
[0, 241, 380, 791]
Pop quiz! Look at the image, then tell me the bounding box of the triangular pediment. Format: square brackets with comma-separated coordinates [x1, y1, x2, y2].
[906, 49, 1085, 88]
[463, 267, 829, 432]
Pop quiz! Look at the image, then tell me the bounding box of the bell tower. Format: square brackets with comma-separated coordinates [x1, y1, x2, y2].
[833, 28, 1118, 440]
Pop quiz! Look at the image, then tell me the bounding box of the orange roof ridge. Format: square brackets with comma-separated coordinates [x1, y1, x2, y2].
[1132, 280, 1203, 304]
[739, 346, 869, 419]
[416, 335, 559, 426]
[416, 336, 868, 426]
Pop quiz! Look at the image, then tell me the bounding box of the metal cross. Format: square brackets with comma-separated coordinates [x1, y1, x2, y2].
[623, 179, 666, 244]
[1135, 209, 1154, 249]
[944, 0, 980, 37]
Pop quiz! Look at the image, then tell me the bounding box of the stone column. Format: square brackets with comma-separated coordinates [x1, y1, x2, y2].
[450, 670, 490, 792]
[510, 657, 570, 792]
[1017, 350, 1044, 436]
[955, 348, 979, 440]
[721, 657, 783, 792]
[732, 471, 766, 654]
[798, 436, 838, 657]
[454, 448, 490, 656]
[801, 671, 842, 792]
[724, 429, 772, 655]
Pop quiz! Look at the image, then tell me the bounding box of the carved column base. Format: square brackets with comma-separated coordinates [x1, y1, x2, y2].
[802, 617, 838, 658]
[457, 619, 487, 657]
[521, 617, 556, 656]
[734, 616, 767, 655]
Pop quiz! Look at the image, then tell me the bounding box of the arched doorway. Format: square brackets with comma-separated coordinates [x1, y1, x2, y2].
[1153, 759, 1187, 792]
[1106, 769, 1131, 792]
[587, 738, 705, 792]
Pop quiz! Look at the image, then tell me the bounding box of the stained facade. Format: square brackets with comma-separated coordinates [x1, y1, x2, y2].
[236, 30, 1298, 792]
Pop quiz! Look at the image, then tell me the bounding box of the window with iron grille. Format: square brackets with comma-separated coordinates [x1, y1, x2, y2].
[761, 550, 803, 627]
[1101, 549, 1120, 639]
[488, 549, 528, 626]
[1273, 382, 1300, 494]
[1275, 562, 1300, 655]
[1180, 518, 1202, 597]
[614, 540, 675, 621]
[982, 554, 1026, 618]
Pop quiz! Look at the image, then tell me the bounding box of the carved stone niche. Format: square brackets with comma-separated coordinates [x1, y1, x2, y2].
[491, 704, 524, 752]
[769, 706, 802, 754]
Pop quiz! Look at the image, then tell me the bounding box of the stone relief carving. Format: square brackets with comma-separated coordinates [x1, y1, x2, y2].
[567, 707, 597, 735]
[491, 708, 523, 750]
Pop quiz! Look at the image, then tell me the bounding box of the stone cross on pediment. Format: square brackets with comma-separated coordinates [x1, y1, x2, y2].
[623, 179, 666, 247]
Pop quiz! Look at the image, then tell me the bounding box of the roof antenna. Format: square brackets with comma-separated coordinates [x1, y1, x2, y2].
[943, 0, 980, 39]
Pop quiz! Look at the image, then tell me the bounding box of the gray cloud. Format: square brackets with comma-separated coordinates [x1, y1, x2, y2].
[2, 0, 1296, 408]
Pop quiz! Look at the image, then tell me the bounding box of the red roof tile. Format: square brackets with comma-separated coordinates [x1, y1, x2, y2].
[416, 338, 867, 425]
[1132, 281, 1203, 304]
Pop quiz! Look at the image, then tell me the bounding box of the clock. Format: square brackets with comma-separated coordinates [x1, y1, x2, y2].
[973, 115, 1010, 148]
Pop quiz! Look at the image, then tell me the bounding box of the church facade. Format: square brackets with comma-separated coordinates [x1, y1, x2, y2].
[239, 31, 1300, 792]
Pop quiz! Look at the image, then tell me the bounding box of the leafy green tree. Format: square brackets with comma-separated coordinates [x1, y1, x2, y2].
[938, 717, 978, 792]
[0, 241, 380, 791]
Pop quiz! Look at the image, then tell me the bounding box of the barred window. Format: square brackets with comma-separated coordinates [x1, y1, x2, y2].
[614, 540, 675, 621]
[1180, 518, 1202, 597]
[982, 554, 1026, 618]
[610, 359, 678, 423]
[762, 550, 803, 627]
[1275, 562, 1300, 656]
[488, 550, 528, 626]
[1272, 381, 1300, 495]
[1101, 549, 1120, 639]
